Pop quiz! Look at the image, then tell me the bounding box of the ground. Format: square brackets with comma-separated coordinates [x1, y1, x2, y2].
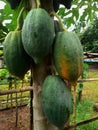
[0, 106, 30, 130]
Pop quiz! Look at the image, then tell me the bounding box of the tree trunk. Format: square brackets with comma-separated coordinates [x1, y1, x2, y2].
[29, 0, 58, 129]
[32, 59, 58, 130]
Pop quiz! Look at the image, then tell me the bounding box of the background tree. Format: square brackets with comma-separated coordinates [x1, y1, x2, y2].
[81, 18, 98, 52]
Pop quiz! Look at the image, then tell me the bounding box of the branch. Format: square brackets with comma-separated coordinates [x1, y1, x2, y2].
[78, 78, 98, 82]
[65, 116, 98, 129]
[0, 86, 33, 95]
[0, 37, 5, 42]
[51, 11, 66, 31]
[30, 0, 37, 9]
[84, 52, 98, 58]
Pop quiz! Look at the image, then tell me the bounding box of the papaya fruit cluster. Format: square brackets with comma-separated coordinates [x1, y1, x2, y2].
[3, 1, 83, 129]
[41, 20, 83, 130]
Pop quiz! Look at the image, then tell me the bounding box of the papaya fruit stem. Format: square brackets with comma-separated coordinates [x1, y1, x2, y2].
[36, 0, 41, 8]
[50, 12, 66, 31]
[16, 7, 25, 31]
[30, 0, 37, 9]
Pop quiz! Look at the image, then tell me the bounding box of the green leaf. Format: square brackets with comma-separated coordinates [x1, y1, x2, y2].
[1, 0, 29, 32]
[58, 7, 65, 18]
[72, 8, 79, 20]
[77, 86, 83, 92]
[80, 9, 88, 22]
[64, 16, 75, 28]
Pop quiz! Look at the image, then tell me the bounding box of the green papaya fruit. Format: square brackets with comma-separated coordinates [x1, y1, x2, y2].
[22, 8, 54, 64]
[3, 30, 31, 79]
[3, 8, 31, 79]
[42, 75, 72, 130]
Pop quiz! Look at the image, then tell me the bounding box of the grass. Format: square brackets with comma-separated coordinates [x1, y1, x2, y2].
[72, 68, 98, 130]
[82, 69, 98, 102]
[75, 99, 98, 130]
[0, 81, 30, 108]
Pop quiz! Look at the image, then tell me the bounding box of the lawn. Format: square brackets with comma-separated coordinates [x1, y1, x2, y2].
[0, 81, 30, 109]
[82, 69, 98, 102]
[74, 68, 98, 130]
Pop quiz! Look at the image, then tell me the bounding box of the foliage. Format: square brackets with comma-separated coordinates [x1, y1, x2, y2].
[75, 99, 98, 130]
[0, 50, 3, 55]
[77, 63, 89, 101]
[0, 0, 29, 38]
[0, 0, 13, 37]
[0, 0, 98, 39]
[57, 1, 98, 53]
[0, 68, 9, 78]
[81, 18, 98, 44]
[80, 18, 98, 52]
[0, 68, 10, 84]
[83, 63, 89, 78]
[0, 67, 30, 84]
[91, 41, 98, 53]
[58, 0, 98, 28]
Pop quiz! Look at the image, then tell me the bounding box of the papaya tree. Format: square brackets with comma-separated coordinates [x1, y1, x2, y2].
[2, 0, 96, 130]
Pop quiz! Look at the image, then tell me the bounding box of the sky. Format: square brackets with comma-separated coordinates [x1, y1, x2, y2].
[0, 1, 5, 9]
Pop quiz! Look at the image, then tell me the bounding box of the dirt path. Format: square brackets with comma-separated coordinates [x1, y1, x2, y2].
[0, 106, 30, 130]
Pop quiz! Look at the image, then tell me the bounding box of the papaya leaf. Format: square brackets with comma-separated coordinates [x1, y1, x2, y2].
[72, 8, 79, 20]
[58, 7, 65, 18]
[1, 0, 29, 32]
[63, 16, 75, 28]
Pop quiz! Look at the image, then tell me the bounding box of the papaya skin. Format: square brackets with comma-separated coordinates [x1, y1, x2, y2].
[22, 8, 54, 64]
[4, 31, 31, 79]
[42, 75, 72, 130]
[53, 31, 83, 86]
